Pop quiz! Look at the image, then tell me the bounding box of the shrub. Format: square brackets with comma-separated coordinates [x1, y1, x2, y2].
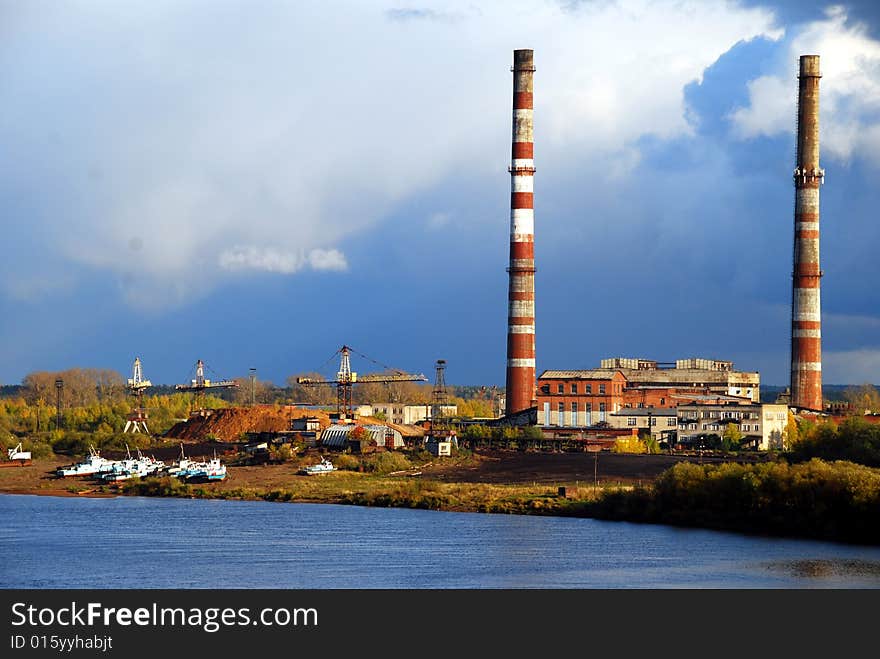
[612, 437, 646, 454]
[332, 454, 361, 471]
[363, 451, 412, 474]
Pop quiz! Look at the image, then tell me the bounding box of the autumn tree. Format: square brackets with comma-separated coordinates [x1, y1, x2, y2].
[784, 410, 800, 449]
[721, 423, 743, 450]
[286, 373, 336, 406]
[843, 383, 880, 415]
[232, 376, 277, 406]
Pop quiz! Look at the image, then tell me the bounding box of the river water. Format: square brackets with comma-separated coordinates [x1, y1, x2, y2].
[2, 494, 880, 588]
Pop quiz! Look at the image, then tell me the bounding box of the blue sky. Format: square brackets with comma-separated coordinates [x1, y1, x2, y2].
[2, 0, 880, 388]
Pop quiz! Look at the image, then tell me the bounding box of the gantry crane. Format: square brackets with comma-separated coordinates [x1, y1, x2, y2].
[297, 345, 427, 419]
[175, 359, 238, 414]
[124, 357, 152, 434]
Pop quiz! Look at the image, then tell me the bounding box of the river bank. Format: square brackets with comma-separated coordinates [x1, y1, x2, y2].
[0, 455, 615, 514]
[4, 452, 879, 545]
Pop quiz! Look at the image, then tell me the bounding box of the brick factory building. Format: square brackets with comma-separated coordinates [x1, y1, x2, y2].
[537, 357, 760, 428]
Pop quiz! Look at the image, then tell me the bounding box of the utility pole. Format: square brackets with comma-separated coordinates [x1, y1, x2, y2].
[55, 378, 63, 431]
[250, 368, 257, 406]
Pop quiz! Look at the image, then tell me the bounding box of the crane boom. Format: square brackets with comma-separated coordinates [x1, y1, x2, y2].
[296, 345, 427, 418]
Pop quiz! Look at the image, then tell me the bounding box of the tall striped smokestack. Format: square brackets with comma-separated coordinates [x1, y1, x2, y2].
[791, 54, 824, 411]
[505, 49, 536, 416]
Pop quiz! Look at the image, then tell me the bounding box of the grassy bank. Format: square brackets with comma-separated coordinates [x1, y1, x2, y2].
[120, 472, 610, 515]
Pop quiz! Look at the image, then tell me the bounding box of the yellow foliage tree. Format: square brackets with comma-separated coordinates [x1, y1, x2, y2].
[612, 437, 647, 454]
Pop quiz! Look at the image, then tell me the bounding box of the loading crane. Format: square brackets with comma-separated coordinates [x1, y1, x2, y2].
[124, 357, 152, 434]
[175, 359, 238, 414]
[297, 345, 427, 419]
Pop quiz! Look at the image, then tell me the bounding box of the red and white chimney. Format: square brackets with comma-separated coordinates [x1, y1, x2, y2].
[790, 54, 824, 411]
[505, 49, 536, 416]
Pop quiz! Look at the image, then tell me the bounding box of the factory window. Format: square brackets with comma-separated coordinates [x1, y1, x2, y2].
[627, 417, 637, 426]
[557, 384, 564, 394]
[571, 383, 577, 394]
[599, 384, 606, 394]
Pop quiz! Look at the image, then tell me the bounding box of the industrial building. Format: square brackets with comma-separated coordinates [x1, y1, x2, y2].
[536, 369, 627, 427]
[493, 51, 825, 445]
[320, 424, 406, 451]
[355, 403, 458, 426]
[607, 407, 678, 441]
[675, 402, 789, 451]
[602, 358, 760, 403]
[536, 358, 759, 427]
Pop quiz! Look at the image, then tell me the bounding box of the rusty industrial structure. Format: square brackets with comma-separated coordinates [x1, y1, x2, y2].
[505, 48, 537, 416]
[790, 55, 824, 411]
[296, 345, 427, 419]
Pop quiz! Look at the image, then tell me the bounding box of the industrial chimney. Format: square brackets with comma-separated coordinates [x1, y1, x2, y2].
[790, 54, 824, 411]
[505, 49, 536, 416]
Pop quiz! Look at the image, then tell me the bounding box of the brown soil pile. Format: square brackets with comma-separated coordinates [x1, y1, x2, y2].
[165, 405, 332, 441]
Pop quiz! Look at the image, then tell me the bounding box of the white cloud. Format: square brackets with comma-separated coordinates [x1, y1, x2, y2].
[729, 75, 792, 138]
[730, 6, 880, 165]
[307, 248, 348, 272]
[823, 349, 880, 384]
[218, 246, 347, 274]
[0, 0, 782, 309]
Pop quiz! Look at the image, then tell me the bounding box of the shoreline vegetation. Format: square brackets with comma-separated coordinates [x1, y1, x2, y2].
[3, 450, 880, 546]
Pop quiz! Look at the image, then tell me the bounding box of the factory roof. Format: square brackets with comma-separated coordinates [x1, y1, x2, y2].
[539, 369, 624, 380]
[611, 408, 678, 417]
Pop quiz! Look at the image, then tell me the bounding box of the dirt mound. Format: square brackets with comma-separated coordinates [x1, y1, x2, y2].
[165, 405, 331, 442]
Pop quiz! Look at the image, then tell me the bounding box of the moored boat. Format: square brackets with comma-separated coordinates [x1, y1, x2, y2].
[299, 457, 336, 475]
[56, 445, 115, 478]
[180, 452, 226, 482]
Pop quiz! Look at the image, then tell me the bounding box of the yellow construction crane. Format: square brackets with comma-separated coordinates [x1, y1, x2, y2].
[297, 345, 427, 419]
[175, 359, 238, 414]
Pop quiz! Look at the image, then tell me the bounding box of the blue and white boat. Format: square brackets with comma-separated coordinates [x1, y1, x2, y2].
[162, 444, 194, 477]
[180, 452, 226, 482]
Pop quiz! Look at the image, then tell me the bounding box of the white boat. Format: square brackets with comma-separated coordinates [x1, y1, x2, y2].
[180, 452, 226, 482]
[56, 446, 115, 478]
[99, 447, 164, 483]
[7, 443, 31, 462]
[299, 457, 336, 475]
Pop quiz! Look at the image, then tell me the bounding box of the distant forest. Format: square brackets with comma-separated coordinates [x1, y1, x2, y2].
[759, 384, 872, 403]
